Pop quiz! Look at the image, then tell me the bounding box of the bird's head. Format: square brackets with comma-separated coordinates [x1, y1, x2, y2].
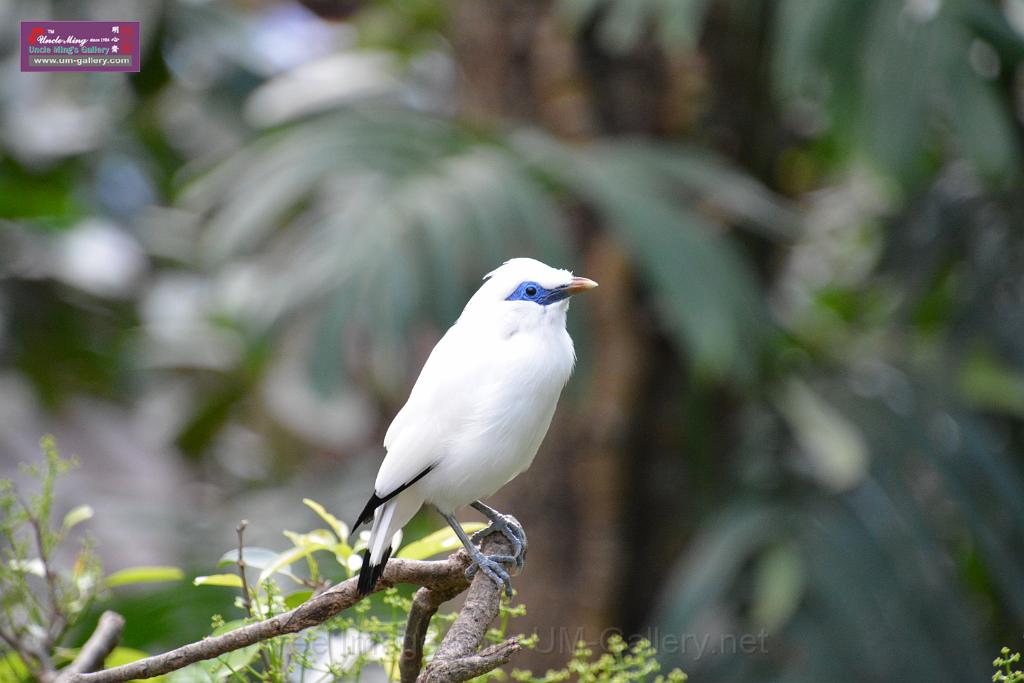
[461, 258, 598, 326]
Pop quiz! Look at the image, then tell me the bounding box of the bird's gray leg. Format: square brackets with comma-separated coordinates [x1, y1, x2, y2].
[441, 512, 516, 598]
[469, 501, 527, 570]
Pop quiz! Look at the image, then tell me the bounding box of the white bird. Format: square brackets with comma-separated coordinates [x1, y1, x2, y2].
[353, 258, 598, 596]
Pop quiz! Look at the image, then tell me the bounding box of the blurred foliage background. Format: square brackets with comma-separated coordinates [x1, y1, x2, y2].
[3, 0, 1024, 680]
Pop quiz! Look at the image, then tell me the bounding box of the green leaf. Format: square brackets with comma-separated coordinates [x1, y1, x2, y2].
[559, 146, 768, 381]
[257, 544, 329, 584]
[0, 652, 30, 683]
[332, 541, 354, 566]
[193, 574, 244, 588]
[105, 647, 155, 672]
[960, 348, 1024, 417]
[167, 621, 258, 683]
[220, 547, 304, 584]
[776, 380, 869, 491]
[396, 523, 487, 560]
[61, 505, 94, 532]
[282, 528, 336, 548]
[947, 57, 1018, 182]
[858, 0, 934, 184]
[207, 621, 260, 677]
[284, 590, 313, 609]
[302, 498, 349, 542]
[105, 566, 185, 588]
[750, 543, 804, 630]
[659, 505, 783, 628]
[217, 547, 279, 571]
[610, 142, 797, 239]
[165, 664, 215, 683]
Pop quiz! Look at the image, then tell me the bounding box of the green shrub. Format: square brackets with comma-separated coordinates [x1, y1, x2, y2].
[0, 441, 684, 683]
[994, 646, 1024, 683]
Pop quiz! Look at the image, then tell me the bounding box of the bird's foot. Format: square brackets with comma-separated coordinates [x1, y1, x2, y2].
[472, 514, 528, 570]
[465, 550, 516, 598]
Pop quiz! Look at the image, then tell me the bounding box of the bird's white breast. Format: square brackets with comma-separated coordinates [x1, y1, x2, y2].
[385, 302, 575, 513]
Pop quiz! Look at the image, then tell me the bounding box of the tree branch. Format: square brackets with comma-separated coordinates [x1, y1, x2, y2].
[54, 611, 125, 683]
[61, 529, 522, 683]
[399, 584, 463, 683]
[418, 520, 523, 682]
[418, 639, 521, 683]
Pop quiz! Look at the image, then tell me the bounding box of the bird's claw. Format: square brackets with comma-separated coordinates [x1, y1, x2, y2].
[466, 553, 515, 598]
[472, 514, 528, 570]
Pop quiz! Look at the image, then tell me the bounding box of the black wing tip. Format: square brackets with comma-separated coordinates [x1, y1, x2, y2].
[356, 546, 392, 596]
[352, 465, 435, 531]
[353, 494, 383, 531]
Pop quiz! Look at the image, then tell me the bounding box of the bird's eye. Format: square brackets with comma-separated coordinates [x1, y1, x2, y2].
[525, 285, 538, 297]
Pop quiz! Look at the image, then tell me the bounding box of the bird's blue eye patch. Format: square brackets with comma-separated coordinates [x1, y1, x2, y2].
[505, 280, 571, 306]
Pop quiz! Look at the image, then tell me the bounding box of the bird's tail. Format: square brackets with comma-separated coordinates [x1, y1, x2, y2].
[356, 493, 419, 596]
[356, 545, 392, 596]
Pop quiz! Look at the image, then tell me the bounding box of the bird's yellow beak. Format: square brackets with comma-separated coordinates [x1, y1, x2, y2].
[565, 276, 599, 295]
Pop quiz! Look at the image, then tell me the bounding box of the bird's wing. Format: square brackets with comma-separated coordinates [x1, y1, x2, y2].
[352, 464, 433, 529]
[374, 322, 487, 497]
[353, 327, 474, 529]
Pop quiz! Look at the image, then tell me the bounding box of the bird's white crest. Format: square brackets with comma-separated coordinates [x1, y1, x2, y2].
[462, 257, 576, 318]
[483, 257, 575, 289]
[357, 258, 595, 590]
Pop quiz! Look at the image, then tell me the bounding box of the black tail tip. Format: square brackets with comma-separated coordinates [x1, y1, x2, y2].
[356, 546, 392, 596]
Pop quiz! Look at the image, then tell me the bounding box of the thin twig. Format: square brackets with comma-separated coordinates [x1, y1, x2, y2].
[54, 611, 125, 683]
[0, 626, 23, 653]
[15, 491, 65, 643]
[235, 521, 253, 618]
[235, 520, 272, 673]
